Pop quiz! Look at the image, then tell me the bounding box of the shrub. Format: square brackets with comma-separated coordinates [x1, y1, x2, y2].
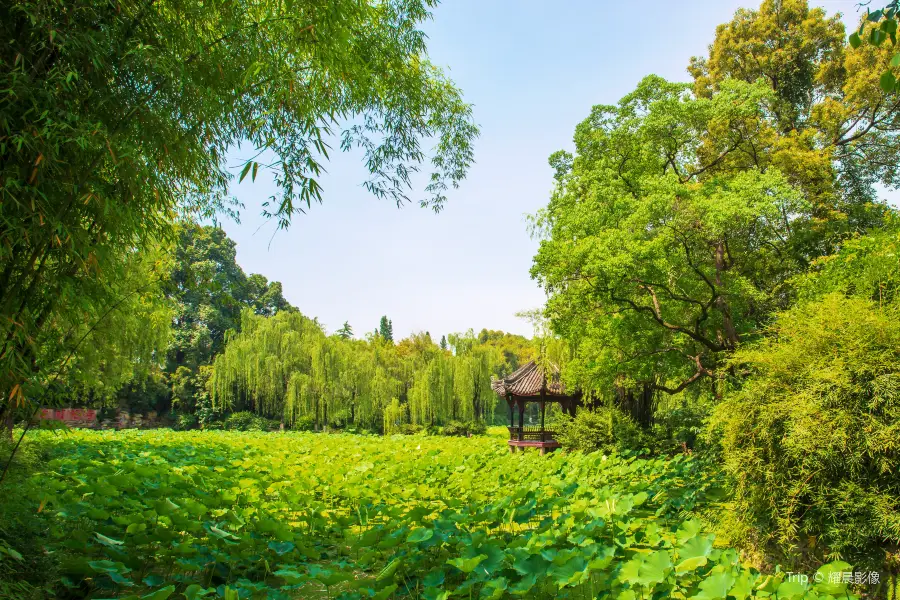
[173, 413, 198, 431]
[466, 420, 487, 435]
[709, 294, 900, 573]
[555, 406, 648, 454]
[224, 411, 279, 432]
[202, 420, 224, 431]
[439, 421, 462, 436]
[0, 438, 58, 599]
[441, 420, 486, 437]
[399, 424, 424, 435]
[292, 415, 315, 432]
[650, 400, 711, 453]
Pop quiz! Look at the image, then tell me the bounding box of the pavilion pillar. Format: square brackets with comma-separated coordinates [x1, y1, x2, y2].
[540, 392, 546, 442]
[517, 399, 524, 441]
[507, 396, 513, 430]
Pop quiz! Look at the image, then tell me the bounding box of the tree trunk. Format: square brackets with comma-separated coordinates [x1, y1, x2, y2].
[615, 382, 655, 428]
[2, 405, 15, 441]
[714, 241, 739, 348]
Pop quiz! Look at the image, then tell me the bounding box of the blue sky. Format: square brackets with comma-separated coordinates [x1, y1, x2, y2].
[222, 0, 866, 340]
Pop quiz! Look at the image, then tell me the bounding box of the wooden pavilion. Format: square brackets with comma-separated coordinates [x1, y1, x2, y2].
[491, 361, 581, 454]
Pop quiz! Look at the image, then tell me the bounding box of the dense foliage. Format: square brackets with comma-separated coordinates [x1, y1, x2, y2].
[0, 0, 477, 434]
[161, 223, 295, 416]
[554, 407, 649, 456]
[208, 311, 528, 431]
[530, 0, 900, 581]
[532, 76, 806, 401]
[532, 0, 896, 409]
[709, 223, 900, 573]
[6, 430, 870, 600]
[712, 294, 900, 573]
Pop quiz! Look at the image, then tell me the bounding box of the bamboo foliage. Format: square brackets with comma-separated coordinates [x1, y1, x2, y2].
[209, 310, 514, 431]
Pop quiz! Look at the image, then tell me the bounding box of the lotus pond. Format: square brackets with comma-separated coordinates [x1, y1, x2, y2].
[7, 430, 858, 599]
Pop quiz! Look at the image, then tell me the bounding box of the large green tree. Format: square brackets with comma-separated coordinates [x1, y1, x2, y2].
[159, 223, 294, 413]
[532, 77, 806, 406]
[166, 223, 293, 373]
[533, 0, 899, 413]
[0, 0, 477, 426]
[688, 0, 896, 256]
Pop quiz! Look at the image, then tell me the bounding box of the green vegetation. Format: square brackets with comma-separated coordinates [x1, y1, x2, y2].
[849, 2, 900, 92]
[554, 407, 650, 456]
[2, 429, 868, 600]
[3, 0, 900, 597]
[0, 0, 478, 434]
[208, 312, 522, 431]
[709, 222, 900, 574]
[529, 0, 900, 582]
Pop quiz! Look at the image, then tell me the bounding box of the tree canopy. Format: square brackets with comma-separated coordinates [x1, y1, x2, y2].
[0, 0, 477, 426]
[336, 321, 353, 340]
[165, 223, 294, 374]
[208, 314, 531, 431]
[378, 316, 394, 342]
[532, 0, 898, 405]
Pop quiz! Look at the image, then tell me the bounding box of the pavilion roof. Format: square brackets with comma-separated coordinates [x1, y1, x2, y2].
[490, 360, 570, 398]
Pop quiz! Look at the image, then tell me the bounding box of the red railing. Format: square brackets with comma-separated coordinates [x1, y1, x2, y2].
[507, 426, 557, 442]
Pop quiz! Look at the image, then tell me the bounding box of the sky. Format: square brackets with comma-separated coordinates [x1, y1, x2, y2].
[221, 0, 869, 340]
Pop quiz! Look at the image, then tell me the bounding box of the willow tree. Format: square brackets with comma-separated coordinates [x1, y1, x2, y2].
[210, 315, 520, 430]
[209, 310, 324, 421]
[408, 352, 454, 425]
[452, 348, 500, 422]
[211, 311, 401, 429]
[0, 0, 477, 431]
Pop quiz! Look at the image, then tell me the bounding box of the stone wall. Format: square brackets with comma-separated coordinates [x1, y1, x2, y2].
[38, 408, 166, 429]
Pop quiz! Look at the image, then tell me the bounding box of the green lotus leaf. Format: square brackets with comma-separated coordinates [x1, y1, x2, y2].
[694, 570, 735, 599]
[422, 569, 445, 588]
[142, 574, 165, 587]
[775, 579, 808, 599]
[406, 528, 434, 543]
[676, 520, 703, 545]
[813, 561, 853, 595]
[675, 555, 708, 574]
[273, 568, 305, 584]
[482, 577, 509, 599]
[140, 585, 176, 600]
[679, 535, 714, 560]
[267, 541, 295, 555]
[377, 558, 402, 581]
[183, 584, 215, 600]
[728, 571, 756, 600]
[447, 554, 487, 573]
[94, 532, 125, 547]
